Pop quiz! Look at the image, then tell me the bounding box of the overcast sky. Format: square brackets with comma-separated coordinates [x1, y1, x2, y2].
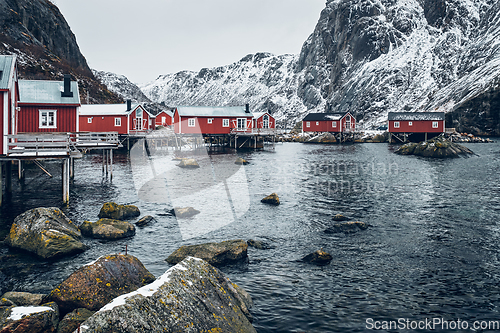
[52, 0, 326, 84]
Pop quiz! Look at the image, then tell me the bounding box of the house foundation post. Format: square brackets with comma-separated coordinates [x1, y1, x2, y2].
[5, 161, 12, 194]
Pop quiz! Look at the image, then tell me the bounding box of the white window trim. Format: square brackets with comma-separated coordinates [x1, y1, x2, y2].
[39, 110, 57, 129]
[408, 121, 413, 126]
[161, 116, 166, 124]
[432, 121, 439, 128]
[115, 118, 121, 127]
[394, 121, 400, 128]
[207, 118, 213, 124]
[332, 121, 337, 128]
[306, 121, 310, 128]
[87, 117, 92, 123]
[188, 118, 196, 127]
[223, 119, 229, 127]
[316, 121, 319, 125]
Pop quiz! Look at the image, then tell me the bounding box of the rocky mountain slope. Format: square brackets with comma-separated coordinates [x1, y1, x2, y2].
[139, 0, 499, 135]
[0, 0, 122, 104]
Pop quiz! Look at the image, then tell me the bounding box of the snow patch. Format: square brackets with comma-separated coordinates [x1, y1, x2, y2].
[7, 306, 54, 321]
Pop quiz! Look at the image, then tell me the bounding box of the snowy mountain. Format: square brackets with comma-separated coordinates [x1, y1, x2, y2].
[139, 53, 305, 127]
[136, 0, 499, 134]
[93, 70, 151, 103]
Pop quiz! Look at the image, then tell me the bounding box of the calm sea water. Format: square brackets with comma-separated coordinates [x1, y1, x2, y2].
[1, 140, 500, 332]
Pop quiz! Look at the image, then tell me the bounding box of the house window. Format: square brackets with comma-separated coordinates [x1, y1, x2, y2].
[188, 118, 196, 127]
[432, 121, 439, 128]
[306, 122, 310, 128]
[161, 116, 166, 124]
[332, 121, 337, 128]
[136, 108, 143, 118]
[394, 121, 400, 128]
[408, 121, 413, 126]
[223, 119, 229, 127]
[316, 122, 319, 125]
[115, 118, 121, 126]
[208, 118, 213, 124]
[39, 110, 56, 128]
[87, 117, 92, 124]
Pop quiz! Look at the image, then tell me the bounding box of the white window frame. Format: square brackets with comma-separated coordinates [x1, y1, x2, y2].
[306, 121, 310, 128]
[432, 121, 439, 128]
[223, 119, 229, 127]
[39, 110, 57, 129]
[188, 118, 196, 127]
[316, 121, 319, 125]
[114, 118, 121, 127]
[207, 118, 213, 124]
[394, 121, 400, 128]
[408, 121, 413, 126]
[332, 121, 337, 128]
[161, 116, 166, 124]
[87, 117, 92, 124]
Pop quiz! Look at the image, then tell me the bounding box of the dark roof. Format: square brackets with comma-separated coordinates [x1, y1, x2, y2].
[303, 112, 350, 121]
[388, 112, 445, 121]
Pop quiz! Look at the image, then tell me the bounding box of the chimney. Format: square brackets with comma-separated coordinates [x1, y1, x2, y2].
[245, 104, 250, 113]
[127, 99, 132, 111]
[61, 74, 73, 97]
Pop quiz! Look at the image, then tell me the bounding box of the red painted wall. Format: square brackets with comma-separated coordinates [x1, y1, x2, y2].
[79, 115, 129, 135]
[155, 111, 172, 126]
[18, 105, 78, 133]
[129, 107, 152, 131]
[176, 115, 254, 134]
[389, 120, 444, 133]
[303, 116, 356, 133]
[255, 114, 276, 129]
[0, 92, 4, 155]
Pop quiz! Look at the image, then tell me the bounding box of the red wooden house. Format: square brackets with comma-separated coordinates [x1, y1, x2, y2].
[17, 75, 81, 134]
[79, 100, 155, 135]
[252, 112, 275, 130]
[174, 105, 254, 135]
[0, 55, 18, 155]
[155, 109, 173, 127]
[388, 112, 445, 142]
[302, 112, 356, 133]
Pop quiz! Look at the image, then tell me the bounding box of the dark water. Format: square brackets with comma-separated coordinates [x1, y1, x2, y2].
[1, 141, 500, 332]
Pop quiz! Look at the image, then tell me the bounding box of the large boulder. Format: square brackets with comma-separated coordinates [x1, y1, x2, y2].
[261, 193, 280, 206]
[56, 308, 94, 333]
[98, 202, 140, 220]
[0, 302, 59, 333]
[43, 254, 155, 314]
[306, 132, 337, 143]
[166, 240, 248, 266]
[395, 137, 473, 158]
[135, 215, 156, 227]
[77, 257, 256, 332]
[80, 219, 135, 240]
[5, 208, 87, 259]
[1, 292, 45, 306]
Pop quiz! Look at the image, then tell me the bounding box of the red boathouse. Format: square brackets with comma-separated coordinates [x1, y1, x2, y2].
[252, 112, 275, 130]
[388, 112, 445, 142]
[302, 112, 356, 133]
[0, 55, 18, 155]
[155, 109, 173, 127]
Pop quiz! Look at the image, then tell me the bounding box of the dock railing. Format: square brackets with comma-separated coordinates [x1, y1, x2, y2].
[230, 128, 277, 135]
[7, 134, 73, 157]
[70, 132, 120, 147]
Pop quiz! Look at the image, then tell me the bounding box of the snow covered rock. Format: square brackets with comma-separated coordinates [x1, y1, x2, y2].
[5, 208, 87, 259]
[44, 254, 155, 314]
[77, 257, 256, 333]
[0, 302, 59, 333]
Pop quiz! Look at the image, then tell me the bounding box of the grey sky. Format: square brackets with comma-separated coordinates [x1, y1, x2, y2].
[52, 0, 325, 84]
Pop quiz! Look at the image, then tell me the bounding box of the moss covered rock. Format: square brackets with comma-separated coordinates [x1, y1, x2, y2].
[98, 202, 140, 220]
[5, 208, 87, 259]
[1, 292, 45, 306]
[80, 219, 135, 240]
[78, 257, 256, 332]
[56, 308, 94, 333]
[235, 157, 250, 165]
[325, 221, 369, 234]
[395, 137, 473, 157]
[43, 254, 155, 314]
[261, 193, 280, 206]
[177, 158, 200, 168]
[166, 240, 248, 266]
[301, 249, 333, 266]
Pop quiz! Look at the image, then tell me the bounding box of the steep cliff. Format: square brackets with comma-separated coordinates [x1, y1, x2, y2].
[0, 0, 122, 104]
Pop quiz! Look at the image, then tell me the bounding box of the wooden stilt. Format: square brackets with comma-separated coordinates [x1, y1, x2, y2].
[70, 157, 74, 179]
[0, 162, 3, 206]
[425, 132, 428, 141]
[18, 160, 24, 180]
[63, 159, 70, 204]
[5, 161, 12, 194]
[110, 149, 113, 180]
[102, 150, 105, 173]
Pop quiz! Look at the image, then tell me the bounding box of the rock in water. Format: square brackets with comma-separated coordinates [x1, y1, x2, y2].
[56, 308, 94, 333]
[98, 202, 140, 220]
[1, 292, 45, 306]
[306, 133, 337, 143]
[44, 254, 155, 314]
[135, 215, 156, 227]
[166, 240, 248, 266]
[235, 157, 250, 165]
[177, 158, 200, 168]
[302, 249, 333, 266]
[171, 207, 200, 218]
[332, 214, 349, 221]
[395, 137, 473, 158]
[78, 257, 256, 332]
[0, 302, 59, 333]
[5, 207, 87, 259]
[325, 221, 369, 234]
[80, 219, 136, 239]
[261, 193, 280, 205]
